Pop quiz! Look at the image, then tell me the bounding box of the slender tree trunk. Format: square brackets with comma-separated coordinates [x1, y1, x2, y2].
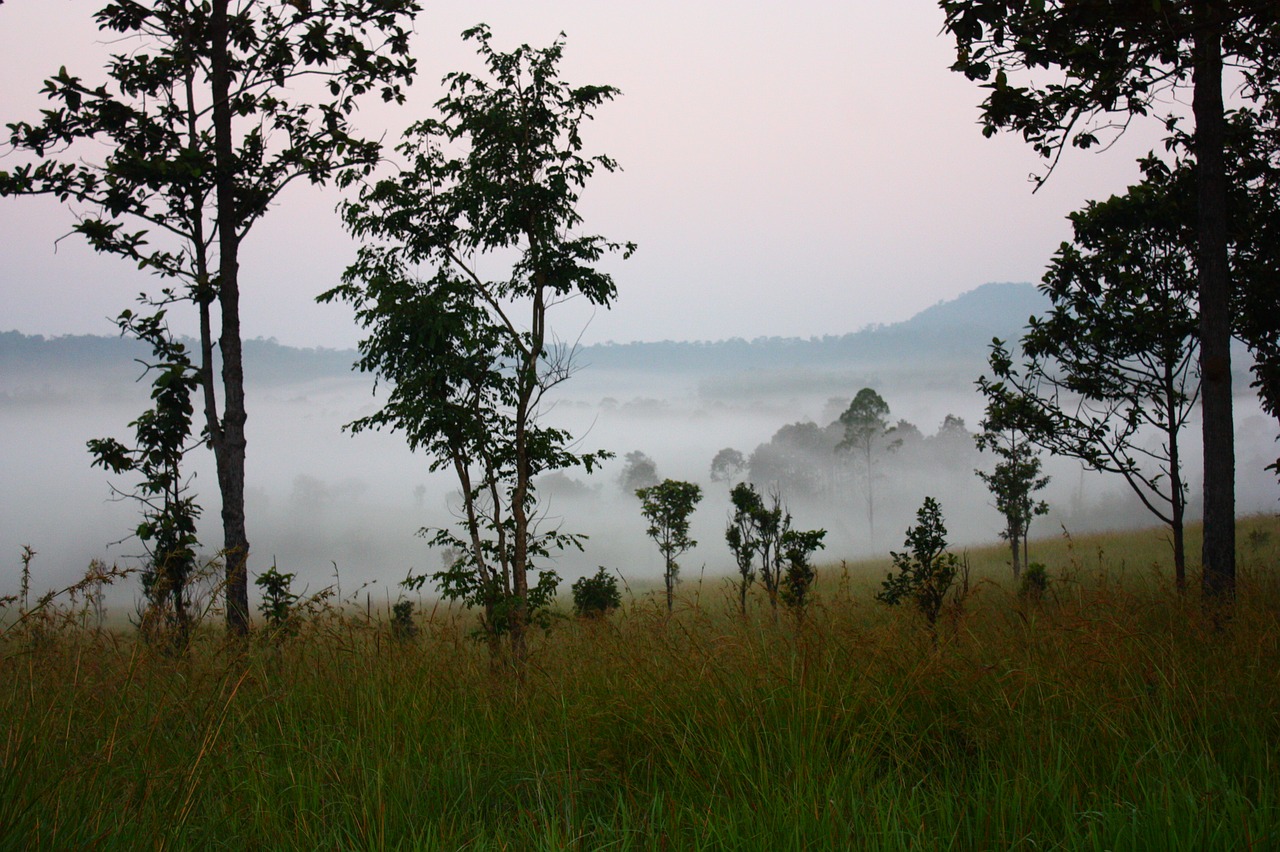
[665, 556, 674, 613]
[1193, 3, 1236, 603]
[211, 0, 251, 636]
[1166, 363, 1187, 593]
[1009, 533, 1022, 580]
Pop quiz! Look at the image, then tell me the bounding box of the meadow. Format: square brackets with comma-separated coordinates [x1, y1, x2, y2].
[2, 517, 1278, 850]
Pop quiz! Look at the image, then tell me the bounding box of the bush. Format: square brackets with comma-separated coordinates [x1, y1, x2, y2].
[1019, 562, 1049, 601]
[256, 562, 299, 639]
[876, 496, 960, 636]
[572, 567, 622, 618]
[390, 599, 418, 642]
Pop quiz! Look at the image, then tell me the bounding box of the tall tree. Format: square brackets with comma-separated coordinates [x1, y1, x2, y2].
[1000, 157, 1199, 587]
[939, 0, 1280, 600]
[323, 25, 633, 664]
[0, 0, 420, 634]
[835, 388, 900, 545]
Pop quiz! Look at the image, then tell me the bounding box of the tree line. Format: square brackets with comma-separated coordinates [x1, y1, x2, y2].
[1, 1, 1276, 660]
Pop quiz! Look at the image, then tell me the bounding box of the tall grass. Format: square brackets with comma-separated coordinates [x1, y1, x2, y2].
[2, 517, 1278, 850]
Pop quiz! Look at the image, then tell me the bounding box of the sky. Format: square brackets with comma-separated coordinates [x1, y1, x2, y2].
[0, 0, 1180, 349]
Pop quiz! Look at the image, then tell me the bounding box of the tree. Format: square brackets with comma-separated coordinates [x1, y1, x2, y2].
[723, 482, 823, 618]
[975, 416, 1050, 581]
[725, 482, 764, 616]
[709, 447, 747, 483]
[938, 0, 1280, 600]
[779, 527, 827, 618]
[322, 25, 632, 663]
[636, 480, 702, 613]
[619, 451, 659, 495]
[747, 421, 835, 498]
[835, 388, 900, 544]
[87, 305, 201, 648]
[979, 156, 1200, 589]
[877, 496, 961, 643]
[0, 0, 420, 634]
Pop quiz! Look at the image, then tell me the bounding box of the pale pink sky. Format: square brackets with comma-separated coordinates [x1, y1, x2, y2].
[0, 0, 1175, 347]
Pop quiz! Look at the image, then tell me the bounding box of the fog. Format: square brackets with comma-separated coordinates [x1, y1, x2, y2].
[3, 341, 1277, 615]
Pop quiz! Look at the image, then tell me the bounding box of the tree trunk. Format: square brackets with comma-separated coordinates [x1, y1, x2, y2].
[1009, 534, 1022, 580]
[1193, 3, 1236, 603]
[1167, 362, 1187, 593]
[211, 0, 251, 636]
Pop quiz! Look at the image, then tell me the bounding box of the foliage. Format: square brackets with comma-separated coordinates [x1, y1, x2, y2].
[978, 155, 1200, 587]
[877, 496, 961, 637]
[709, 447, 746, 483]
[779, 527, 826, 615]
[747, 421, 835, 498]
[975, 413, 1050, 581]
[835, 388, 901, 543]
[636, 480, 703, 613]
[0, 0, 421, 635]
[1019, 562, 1049, 602]
[724, 484, 761, 616]
[725, 482, 783, 614]
[937, 0, 1280, 599]
[619, 451, 659, 495]
[571, 567, 622, 619]
[86, 306, 202, 646]
[390, 599, 418, 642]
[255, 562, 298, 639]
[323, 25, 632, 662]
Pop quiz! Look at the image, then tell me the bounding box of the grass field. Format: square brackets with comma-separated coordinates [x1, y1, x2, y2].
[2, 516, 1278, 850]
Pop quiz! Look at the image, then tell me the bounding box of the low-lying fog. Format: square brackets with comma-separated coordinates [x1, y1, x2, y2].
[3, 339, 1277, 614]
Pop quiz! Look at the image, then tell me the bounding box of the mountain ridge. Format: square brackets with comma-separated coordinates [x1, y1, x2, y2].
[1, 281, 1048, 384]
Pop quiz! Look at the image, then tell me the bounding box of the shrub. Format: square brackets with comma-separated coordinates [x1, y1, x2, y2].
[1019, 562, 1049, 601]
[877, 496, 960, 638]
[572, 567, 622, 618]
[390, 599, 418, 642]
[256, 562, 299, 639]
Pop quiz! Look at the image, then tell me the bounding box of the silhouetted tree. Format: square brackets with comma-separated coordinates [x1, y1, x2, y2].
[938, 0, 1280, 600]
[1, 0, 421, 634]
[637, 480, 702, 613]
[619, 451, 659, 495]
[836, 388, 900, 544]
[323, 26, 632, 664]
[710, 448, 747, 483]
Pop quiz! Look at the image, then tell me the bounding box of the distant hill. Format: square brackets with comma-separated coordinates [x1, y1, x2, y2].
[1, 282, 1049, 390]
[575, 281, 1049, 374]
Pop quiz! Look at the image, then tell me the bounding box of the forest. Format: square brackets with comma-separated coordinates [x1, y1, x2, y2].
[2, 1, 1279, 848]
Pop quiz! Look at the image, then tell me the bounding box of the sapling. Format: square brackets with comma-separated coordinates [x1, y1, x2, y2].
[877, 496, 960, 642]
[637, 480, 702, 613]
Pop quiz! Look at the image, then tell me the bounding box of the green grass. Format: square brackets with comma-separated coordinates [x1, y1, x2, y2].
[2, 516, 1279, 850]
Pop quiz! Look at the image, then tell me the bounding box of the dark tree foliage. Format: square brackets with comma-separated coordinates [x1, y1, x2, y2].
[779, 527, 827, 617]
[877, 496, 960, 641]
[571, 567, 622, 619]
[0, 0, 420, 634]
[323, 26, 632, 664]
[980, 155, 1201, 589]
[636, 480, 702, 613]
[724, 482, 823, 618]
[87, 304, 201, 647]
[975, 416, 1050, 582]
[939, 0, 1280, 600]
